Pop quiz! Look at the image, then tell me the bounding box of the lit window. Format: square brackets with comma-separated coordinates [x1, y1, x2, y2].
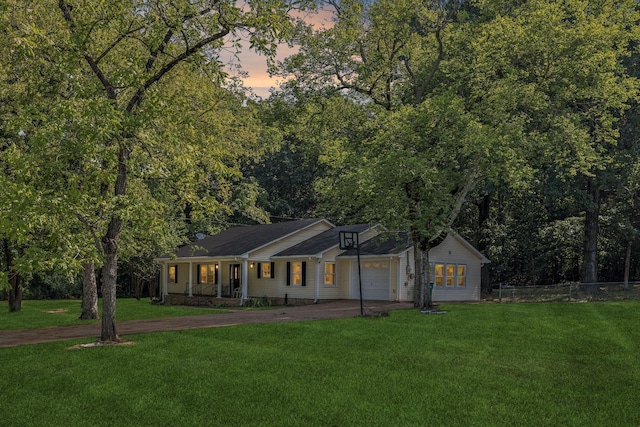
[261, 263, 272, 279]
[446, 264, 455, 287]
[169, 265, 177, 283]
[292, 262, 303, 285]
[457, 265, 466, 287]
[324, 262, 336, 286]
[434, 264, 444, 287]
[199, 264, 217, 284]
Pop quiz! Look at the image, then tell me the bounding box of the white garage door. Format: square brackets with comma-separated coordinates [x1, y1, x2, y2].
[351, 260, 390, 300]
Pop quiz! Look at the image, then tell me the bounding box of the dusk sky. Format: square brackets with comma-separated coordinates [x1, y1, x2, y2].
[223, 7, 334, 98]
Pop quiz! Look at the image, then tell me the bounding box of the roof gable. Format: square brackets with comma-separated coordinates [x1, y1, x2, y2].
[273, 224, 372, 257]
[338, 230, 490, 263]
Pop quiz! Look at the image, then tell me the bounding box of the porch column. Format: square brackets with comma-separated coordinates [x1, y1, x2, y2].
[162, 262, 168, 296]
[241, 259, 249, 304]
[315, 259, 321, 302]
[396, 257, 401, 302]
[216, 264, 222, 298]
[188, 262, 193, 297]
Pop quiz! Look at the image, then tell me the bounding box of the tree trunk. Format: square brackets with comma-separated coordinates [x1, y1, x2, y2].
[8, 275, 23, 312]
[412, 235, 433, 309]
[623, 239, 632, 290]
[79, 262, 99, 320]
[477, 193, 491, 293]
[101, 217, 122, 342]
[99, 145, 129, 342]
[583, 182, 600, 284]
[3, 239, 22, 313]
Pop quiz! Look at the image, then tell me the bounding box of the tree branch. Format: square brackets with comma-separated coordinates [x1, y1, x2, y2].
[58, 0, 118, 101]
[126, 27, 231, 113]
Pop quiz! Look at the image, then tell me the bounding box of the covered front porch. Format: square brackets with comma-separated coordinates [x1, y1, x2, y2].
[159, 259, 250, 303]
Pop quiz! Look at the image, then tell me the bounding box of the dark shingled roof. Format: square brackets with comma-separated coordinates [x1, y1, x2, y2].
[162, 219, 326, 259]
[338, 232, 412, 257]
[273, 224, 372, 257]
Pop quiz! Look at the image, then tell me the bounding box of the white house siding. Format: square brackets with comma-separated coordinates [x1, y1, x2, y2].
[250, 221, 332, 260]
[397, 252, 415, 302]
[248, 258, 318, 300]
[429, 235, 482, 302]
[335, 259, 352, 299]
[317, 247, 348, 300]
[165, 263, 188, 295]
[247, 260, 283, 298]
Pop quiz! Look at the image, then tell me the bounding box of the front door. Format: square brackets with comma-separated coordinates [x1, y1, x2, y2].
[229, 264, 241, 297]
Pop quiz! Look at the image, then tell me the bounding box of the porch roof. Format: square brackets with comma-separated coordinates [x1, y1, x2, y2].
[272, 224, 372, 258]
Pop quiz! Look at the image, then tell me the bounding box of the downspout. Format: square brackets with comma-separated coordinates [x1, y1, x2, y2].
[396, 256, 401, 302]
[216, 263, 222, 298]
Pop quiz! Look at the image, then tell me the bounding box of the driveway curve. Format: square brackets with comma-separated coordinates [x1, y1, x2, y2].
[0, 300, 413, 348]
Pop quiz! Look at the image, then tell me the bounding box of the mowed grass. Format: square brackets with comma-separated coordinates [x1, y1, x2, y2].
[1, 301, 640, 426]
[0, 298, 226, 330]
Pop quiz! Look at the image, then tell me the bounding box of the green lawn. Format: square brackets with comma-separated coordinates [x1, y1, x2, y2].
[0, 298, 226, 330]
[1, 301, 639, 426]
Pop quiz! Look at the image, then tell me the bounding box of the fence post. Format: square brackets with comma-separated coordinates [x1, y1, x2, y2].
[568, 284, 572, 302]
[499, 283, 502, 303]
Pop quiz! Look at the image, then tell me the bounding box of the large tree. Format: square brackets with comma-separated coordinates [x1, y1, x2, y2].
[279, 0, 520, 307]
[276, 0, 639, 305]
[1, 0, 306, 340]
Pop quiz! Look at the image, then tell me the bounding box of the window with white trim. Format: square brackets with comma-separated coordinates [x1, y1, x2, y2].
[258, 262, 275, 279]
[198, 264, 217, 284]
[324, 262, 336, 286]
[292, 262, 303, 285]
[286, 261, 306, 286]
[432, 263, 466, 288]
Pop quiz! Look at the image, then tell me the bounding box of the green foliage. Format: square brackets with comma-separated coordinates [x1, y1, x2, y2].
[0, 0, 309, 315]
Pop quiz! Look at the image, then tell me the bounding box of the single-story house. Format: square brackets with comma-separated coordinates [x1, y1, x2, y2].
[154, 219, 489, 305]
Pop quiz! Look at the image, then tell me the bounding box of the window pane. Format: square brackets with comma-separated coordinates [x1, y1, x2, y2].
[208, 265, 216, 283]
[435, 264, 444, 286]
[292, 262, 302, 285]
[169, 266, 176, 283]
[261, 263, 271, 278]
[200, 265, 208, 284]
[446, 264, 455, 276]
[324, 263, 335, 285]
[446, 264, 455, 287]
[457, 265, 466, 287]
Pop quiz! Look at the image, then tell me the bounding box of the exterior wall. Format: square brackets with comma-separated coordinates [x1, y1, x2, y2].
[250, 221, 332, 259]
[429, 235, 482, 302]
[247, 260, 282, 298]
[159, 226, 485, 305]
[247, 258, 317, 300]
[334, 259, 352, 299]
[397, 251, 415, 302]
[318, 247, 349, 300]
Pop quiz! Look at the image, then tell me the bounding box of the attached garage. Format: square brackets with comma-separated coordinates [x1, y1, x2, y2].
[350, 259, 391, 300]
